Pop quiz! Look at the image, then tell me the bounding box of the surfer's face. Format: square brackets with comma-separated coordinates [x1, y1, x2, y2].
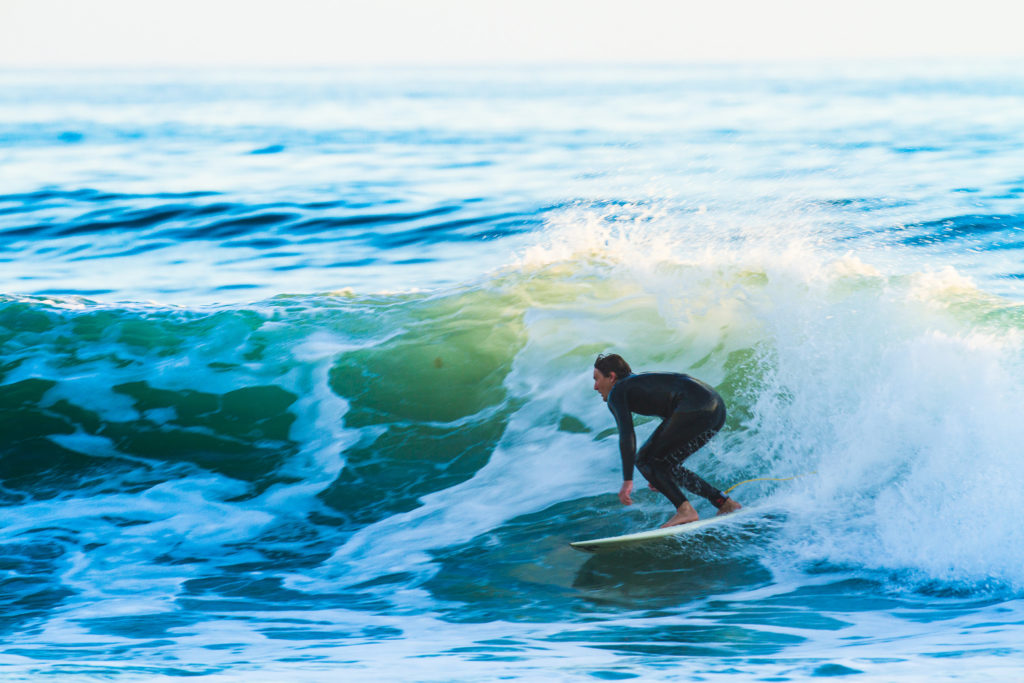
[593, 368, 616, 402]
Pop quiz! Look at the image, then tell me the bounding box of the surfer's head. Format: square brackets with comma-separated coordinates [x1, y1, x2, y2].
[593, 353, 632, 401]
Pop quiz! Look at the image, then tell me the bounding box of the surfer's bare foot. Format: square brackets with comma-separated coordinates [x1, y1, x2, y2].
[716, 498, 742, 515]
[660, 501, 699, 528]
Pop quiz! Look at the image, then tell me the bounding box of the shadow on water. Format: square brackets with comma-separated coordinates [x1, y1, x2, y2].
[417, 499, 825, 662]
[571, 536, 772, 611]
[423, 497, 780, 625]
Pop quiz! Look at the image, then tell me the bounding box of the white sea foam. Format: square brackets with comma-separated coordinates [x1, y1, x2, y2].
[391, 207, 1024, 591]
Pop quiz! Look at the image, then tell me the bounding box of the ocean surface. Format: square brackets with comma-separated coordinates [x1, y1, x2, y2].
[2, 61, 1024, 681]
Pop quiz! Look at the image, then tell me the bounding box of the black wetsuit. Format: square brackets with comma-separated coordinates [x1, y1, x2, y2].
[607, 372, 728, 509]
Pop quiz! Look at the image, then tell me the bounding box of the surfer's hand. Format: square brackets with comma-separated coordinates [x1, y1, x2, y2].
[618, 480, 633, 506]
[648, 483, 659, 492]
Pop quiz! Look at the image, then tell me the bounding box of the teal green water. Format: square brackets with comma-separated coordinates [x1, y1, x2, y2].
[6, 250, 1024, 680]
[4, 63, 1024, 680]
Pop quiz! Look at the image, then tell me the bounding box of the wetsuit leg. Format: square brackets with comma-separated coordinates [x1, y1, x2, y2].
[635, 401, 728, 509]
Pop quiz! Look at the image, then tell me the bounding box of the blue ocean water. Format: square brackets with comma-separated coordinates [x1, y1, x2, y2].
[2, 62, 1024, 681]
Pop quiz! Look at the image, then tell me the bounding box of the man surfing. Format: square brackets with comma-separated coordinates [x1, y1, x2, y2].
[593, 353, 742, 528]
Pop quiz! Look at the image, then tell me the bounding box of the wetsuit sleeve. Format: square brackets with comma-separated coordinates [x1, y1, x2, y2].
[607, 389, 637, 481]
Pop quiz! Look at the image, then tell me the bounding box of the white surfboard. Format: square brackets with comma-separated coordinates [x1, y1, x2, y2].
[570, 508, 754, 553]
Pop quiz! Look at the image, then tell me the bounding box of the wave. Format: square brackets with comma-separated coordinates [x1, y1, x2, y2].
[4, 231, 1024, 596]
[0, 188, 541, 301]
[0, 190, 531, 247]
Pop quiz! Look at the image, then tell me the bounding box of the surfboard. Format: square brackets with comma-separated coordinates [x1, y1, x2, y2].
[570, 509, 753, 553]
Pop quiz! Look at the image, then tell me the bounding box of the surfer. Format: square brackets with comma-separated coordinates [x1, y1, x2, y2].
[593, 353, 742, 528]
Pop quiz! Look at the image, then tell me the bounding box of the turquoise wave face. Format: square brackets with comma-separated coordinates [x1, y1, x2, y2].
[5, 243, 1024, 562]
[5, 241, 1024, 677]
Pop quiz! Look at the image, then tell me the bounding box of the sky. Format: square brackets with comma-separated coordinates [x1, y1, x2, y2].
[2, 0, 1024, 68]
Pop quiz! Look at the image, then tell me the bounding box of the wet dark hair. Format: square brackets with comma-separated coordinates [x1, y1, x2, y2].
[594, 353, 632, 379]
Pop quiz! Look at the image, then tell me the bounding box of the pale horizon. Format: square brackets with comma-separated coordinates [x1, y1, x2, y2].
[3, 0, 1024, 69]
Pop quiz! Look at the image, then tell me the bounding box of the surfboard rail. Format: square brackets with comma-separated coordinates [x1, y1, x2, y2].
[569, 508, 754, 553]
